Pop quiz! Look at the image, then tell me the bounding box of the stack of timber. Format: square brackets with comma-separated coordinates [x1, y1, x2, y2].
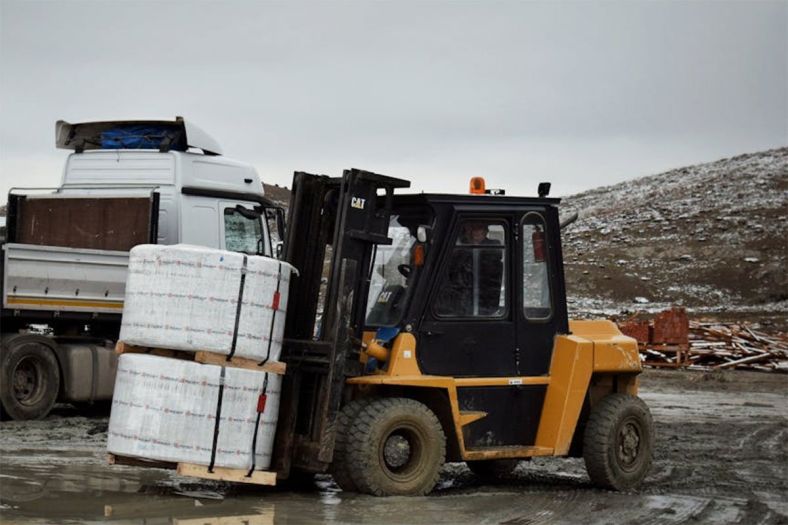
[686, 321, 788, 372]
[617, 307, 788, 372]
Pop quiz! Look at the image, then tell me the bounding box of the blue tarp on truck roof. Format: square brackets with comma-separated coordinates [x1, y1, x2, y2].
[100, 125, 178, 150]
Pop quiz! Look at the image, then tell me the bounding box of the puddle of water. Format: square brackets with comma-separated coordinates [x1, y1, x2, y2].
[0, 460, 757, 525]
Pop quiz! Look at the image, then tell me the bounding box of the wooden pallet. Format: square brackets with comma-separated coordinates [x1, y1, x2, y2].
[107, 453, 277, 486]
[640, 343, 690, 368]
[115, 341, 286, 375]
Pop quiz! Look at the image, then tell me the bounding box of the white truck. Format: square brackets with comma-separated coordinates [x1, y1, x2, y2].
[0, 118, 284, 420]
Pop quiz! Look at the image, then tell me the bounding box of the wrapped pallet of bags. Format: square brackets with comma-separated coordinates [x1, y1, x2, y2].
[108, 354, 281, 472]
[108, 244, 296, 482]
[119, 244, 296, 363]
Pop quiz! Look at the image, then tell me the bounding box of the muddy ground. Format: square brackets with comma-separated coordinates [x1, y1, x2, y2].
[1, 369, 786, 524]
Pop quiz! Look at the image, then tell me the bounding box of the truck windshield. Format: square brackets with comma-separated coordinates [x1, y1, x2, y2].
[365, 210, 432, 327]
[224, 207, 267, 256]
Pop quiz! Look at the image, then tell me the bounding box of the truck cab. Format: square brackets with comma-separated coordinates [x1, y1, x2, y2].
[55, 117, 274, 253]
[0, 118, 282, 420]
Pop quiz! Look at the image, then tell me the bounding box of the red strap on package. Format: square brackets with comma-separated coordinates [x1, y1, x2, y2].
[271, 291, 281, 311]
[257, 393, 268, 413]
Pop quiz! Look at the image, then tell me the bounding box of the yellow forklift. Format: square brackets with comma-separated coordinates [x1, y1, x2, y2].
[271, 169, 652, 496]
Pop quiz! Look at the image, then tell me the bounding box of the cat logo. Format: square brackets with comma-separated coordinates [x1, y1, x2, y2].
[351, 196, 366, 210]
[377, 291, 392, 303]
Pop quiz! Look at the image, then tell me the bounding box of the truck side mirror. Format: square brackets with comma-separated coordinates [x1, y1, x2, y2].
[264, 207, 288, 259]
[235, 204, 261, 219]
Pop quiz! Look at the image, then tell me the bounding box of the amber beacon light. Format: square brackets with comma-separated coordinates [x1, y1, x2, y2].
[469, 177, 486, 194]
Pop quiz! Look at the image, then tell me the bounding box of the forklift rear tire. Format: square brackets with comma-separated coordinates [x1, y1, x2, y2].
[583, 394, 654, 491]
[341, 397, 446, 496]
[0, 339, 60, 421]
[466, 459, 521, 480]
[331, 398, 372, 492]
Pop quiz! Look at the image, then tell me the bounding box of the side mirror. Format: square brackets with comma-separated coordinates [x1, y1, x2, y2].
[538, 182, 551, 198]
[235, 204, 261, 220]
[264, 206, 288, 258]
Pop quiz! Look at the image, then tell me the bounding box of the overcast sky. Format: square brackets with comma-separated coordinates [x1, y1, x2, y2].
[1, 0, 786, 201]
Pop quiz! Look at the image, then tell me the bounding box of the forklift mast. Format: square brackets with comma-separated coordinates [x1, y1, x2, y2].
[272, 169, 409, 476]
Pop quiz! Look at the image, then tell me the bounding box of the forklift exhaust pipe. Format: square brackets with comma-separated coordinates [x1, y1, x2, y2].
[560, 212, 579, 229]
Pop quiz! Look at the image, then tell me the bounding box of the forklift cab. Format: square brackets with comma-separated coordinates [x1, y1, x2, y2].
[275, 169, 652, 497]
[363, 193, 569, 379]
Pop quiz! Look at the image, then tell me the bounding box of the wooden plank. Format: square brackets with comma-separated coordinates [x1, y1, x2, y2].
[108, 454, 276, 487]
[116, 341, 286, 374]
[116, 341, 173, 356]
[176, 463, 277, 486]
[115, 340, 134, 354]
[714, 352, 771, 369]
[194, 351, 286, 375]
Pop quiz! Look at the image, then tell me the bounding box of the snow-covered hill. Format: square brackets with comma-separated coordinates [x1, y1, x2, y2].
[560, 147, 788, 325]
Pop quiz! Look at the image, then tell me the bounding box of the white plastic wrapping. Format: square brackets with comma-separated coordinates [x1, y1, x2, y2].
[107, 354, 281, 471]
[119, 244, 295, 362]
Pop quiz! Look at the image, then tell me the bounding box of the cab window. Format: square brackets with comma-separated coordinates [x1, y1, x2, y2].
[434, 220, 507, 318]
[522, 213, 552, 319]
[223, 207, 267, 255]
[365, 210, 433, 327]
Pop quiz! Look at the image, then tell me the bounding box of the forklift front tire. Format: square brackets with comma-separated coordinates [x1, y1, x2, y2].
[331, 398, 372, 492]
[341, 397, 446, 496]
[583, 393, 654, 491]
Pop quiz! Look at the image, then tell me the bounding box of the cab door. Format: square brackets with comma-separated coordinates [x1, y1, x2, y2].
[515, 210, 565, 376]
[417, 216, 517, 377]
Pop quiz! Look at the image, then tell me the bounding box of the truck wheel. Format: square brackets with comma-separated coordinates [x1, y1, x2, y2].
[466, 459, 520, 480]
[342, 398, 446, 496]
[0, 339, 60, 420]
[583, 394, 653, 491]
[331, 398, 371, 492]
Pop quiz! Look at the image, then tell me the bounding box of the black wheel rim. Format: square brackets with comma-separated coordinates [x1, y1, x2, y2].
[13, 356, 45, 406]
[378, 423, 425, 482]
[616, 416, 643, 472]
